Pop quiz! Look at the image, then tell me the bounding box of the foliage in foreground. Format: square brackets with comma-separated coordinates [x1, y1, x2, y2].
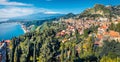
[7, 22, 120, 62]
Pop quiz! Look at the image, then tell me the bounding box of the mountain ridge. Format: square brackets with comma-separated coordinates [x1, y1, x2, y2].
[77, 4, 120, 19]
[9, 12, 65, 21]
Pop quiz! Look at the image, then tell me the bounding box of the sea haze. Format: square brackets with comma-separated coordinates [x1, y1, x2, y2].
[0, 23, 24, 41]
[9, 13, 64, 21]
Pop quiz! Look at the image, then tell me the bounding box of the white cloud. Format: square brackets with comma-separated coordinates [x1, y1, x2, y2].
[44, 11, 60, 14]
[0, 7, 61, 19]
[0, 0, 32, 6]
[0, 0, 62, 22]
[0, 7, 37, 19]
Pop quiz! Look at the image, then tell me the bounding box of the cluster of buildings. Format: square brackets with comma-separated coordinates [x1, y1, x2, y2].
[94, 20, 120, 47]
[56, 18, 120, 47]
[56, 18, 98, 37]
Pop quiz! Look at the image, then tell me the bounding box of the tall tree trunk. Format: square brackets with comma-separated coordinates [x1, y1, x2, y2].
[33, 42, 36, 62]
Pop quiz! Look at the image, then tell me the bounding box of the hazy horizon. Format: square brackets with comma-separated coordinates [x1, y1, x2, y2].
[0, 0, 120, 21]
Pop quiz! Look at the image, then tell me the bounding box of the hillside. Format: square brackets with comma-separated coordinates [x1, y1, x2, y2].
[6, 4, 120, 62]
[112, 5, 120, 16]
[78, 4, 120, 20]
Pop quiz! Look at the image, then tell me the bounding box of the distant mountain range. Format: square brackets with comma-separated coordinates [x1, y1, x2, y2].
[60, 13, 76, 19]
[43, 4, 120, 20]
[9, 13, 65, 21]
[4, 4, 120, 23]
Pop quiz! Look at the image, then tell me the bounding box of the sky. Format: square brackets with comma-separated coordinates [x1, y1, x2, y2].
[0, 0, 120, 21]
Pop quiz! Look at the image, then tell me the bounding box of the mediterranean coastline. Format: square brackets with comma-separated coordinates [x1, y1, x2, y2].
[20, 23, 27, 33]
[0, 22, 26, 41]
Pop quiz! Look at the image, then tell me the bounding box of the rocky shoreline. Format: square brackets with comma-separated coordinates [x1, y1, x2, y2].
[21, 24, 27, 33]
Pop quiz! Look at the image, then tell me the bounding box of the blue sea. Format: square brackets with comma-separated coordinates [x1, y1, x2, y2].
[0, 23, 25, 41]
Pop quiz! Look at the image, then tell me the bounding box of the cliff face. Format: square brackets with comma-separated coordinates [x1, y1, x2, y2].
[78, 4, 120, 19]
[112, 5, 120, 16]
[81, 4, 110, 16]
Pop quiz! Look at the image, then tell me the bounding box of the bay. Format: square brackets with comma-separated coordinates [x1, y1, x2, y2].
[0, 23, 25, 41]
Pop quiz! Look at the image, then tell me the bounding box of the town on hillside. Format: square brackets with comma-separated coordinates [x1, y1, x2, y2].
[56, 18, 120, 45]
[1, 4, 120, 62]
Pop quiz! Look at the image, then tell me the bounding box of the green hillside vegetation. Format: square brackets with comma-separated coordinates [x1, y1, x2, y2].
[80, 4, 110, 17]
[79, 4, 120, 19]
[7, 21, 120, 62]
[5, 4, 120, 62]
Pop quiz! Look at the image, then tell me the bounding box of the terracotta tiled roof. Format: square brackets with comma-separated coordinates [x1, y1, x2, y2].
[100, 25, 108, 29]
[97, 34, 103, 39]
[103, 32, 109, 35]
[5, 40, 11, 43]
[109, 31, 120, 37]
